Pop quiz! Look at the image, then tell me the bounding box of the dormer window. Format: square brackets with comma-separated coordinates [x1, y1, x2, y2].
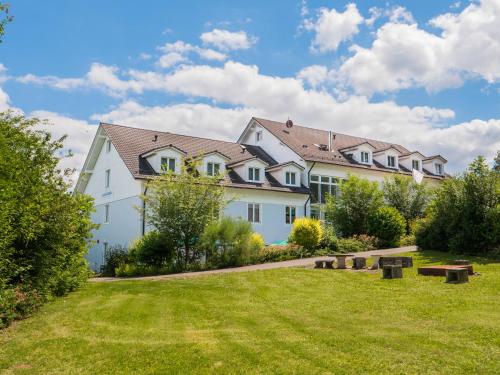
[387, 155, 396, 168]
[435, 163, 443, 175]
[207, 162, 221, 176]
[412, 160, 420, 170]
[285, 171, 297, 186]
[361, 151, 370, 164]
[161, 157, 176, 172]
[248, 167, 261, 182]
[256, 131, 262, 142]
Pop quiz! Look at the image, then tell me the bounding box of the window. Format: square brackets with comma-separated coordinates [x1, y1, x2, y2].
[435, 163, 443, 175]
[285, 171, 297, 185]
[248, 167, 261, 182]
[104, 204, 110, 223]
[361, 151, 370, 163]
[207, 162, 221, 176]
[106, 139, 112, 152]
[105, 169, 110, 188]
[412, 160, 420, 170]
[309, 175, 339, 204]
[285, 206, 296, 224]
[256, 131, 262, 142]
[103, 242, 109, 253]
[161, 157, 176, 172]
[387, 155, 396, 168]
[247, 203, 261, 223]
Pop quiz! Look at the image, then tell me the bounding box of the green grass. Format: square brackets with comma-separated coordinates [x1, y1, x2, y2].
[1, 251, 499, 375]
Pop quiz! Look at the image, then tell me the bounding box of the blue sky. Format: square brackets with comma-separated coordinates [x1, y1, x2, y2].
[1, 0, 499, 177]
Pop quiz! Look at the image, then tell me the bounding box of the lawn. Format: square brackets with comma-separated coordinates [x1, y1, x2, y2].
[1, 251, 499, 375]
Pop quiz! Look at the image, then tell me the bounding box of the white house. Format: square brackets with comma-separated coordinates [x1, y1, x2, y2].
[76, 117, 446, 270]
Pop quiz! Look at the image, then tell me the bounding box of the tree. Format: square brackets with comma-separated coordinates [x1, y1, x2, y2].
[383, 175, 430, 232]
[1, 111, 95, 327]
[367, 206, 406, 248]
[494, 150, 500, 172]
[0, 3, 13, 43]
[416, 156, 499, 254]
[325, 175, 383, 237]
[140, 159, 228, 269]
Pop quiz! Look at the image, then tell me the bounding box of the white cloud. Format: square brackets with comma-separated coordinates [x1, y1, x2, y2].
[336, 0, 500, 95]
[16, 74, 86, 90]
[304, 3, 364, 52]
[156, 41, 227, 69]
[0, 87, 10, 110]
[297, 65, 328, 87]
[387, 6, 415, 24]
[200, 29, 257, 51]
[156, 52, 188, 68]
[139, 53, 152, 60]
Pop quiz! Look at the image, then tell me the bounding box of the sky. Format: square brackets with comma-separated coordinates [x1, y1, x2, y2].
[1, 0, 499, 182]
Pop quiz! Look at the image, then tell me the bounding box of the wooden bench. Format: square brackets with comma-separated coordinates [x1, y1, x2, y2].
[418, 265, 473, 276]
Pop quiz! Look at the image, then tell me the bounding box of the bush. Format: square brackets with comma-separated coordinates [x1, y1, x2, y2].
[336, 238, 367, 253]
[249, 233, 265, 253]
[129, 231, 176, 268]
[253, 244, 304, 263]
[0, 284, 43, 329]
[367, 206, 406, 248]
[319, 224, 338, 251]
[200, 217, 255, 267]
[288, 217, 323, 250]
[351, 234, 378, 250]
[101, 245, 130, 277]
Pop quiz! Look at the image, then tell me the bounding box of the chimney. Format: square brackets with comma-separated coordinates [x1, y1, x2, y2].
[328, 131, 332, 152]
[153, 135, 158, 142]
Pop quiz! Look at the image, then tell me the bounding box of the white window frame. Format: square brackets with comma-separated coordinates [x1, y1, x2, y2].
[161, 157, 176, 172]
[361, 151, 370, 164]
[387, 155, 396, 168]
[106, 139, 112, 153]
[104, 204, 110, 224]
[247, 203, 261, 223]
[309, 175, 340, 204]
[255, 131, 263, 142]
[248, 167, 261, 182]
[105, 169, 110, 188]
[285, 171, 297, 186]
[412, 160, 420, 170]
[207, 162, 221, 176]
[435, 163, 443, 175]
[285, 206, 296, 224]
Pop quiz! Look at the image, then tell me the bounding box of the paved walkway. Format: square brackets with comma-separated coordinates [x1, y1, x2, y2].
[90, 246, 417, 282]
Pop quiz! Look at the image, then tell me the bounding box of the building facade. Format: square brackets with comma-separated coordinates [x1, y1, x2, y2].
[75, 117, 446, 270]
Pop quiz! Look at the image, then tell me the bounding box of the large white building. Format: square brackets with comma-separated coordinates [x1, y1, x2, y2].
[76, 117, 446, 270]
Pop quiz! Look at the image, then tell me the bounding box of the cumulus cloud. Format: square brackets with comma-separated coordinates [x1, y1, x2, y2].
[200, 29, 257, 51]
[336, 0, 500, 95]
[16, 74, 86, 90]
[297, 65, 328, 88]
[304, 3, 364, 52]
[0, 87, 10, 110]
[157, 40, 227, 68]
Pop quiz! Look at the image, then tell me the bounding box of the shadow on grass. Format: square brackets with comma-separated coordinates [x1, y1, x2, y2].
[415, 249, 500, 266]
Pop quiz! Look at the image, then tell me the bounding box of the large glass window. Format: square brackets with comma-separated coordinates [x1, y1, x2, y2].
[247, 203, 261, 223]
[309, 175, 339, 204]
[161, 157, 176, 172]
[285, 206, 296, 224]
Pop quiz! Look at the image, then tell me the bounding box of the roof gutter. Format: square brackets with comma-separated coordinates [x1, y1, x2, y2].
[303, 161, 316, 218]
[141, 185, 148, 236]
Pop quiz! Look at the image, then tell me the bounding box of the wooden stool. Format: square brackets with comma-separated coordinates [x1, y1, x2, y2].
[383, 265, 403, 279]
[446, 268, 469, 283]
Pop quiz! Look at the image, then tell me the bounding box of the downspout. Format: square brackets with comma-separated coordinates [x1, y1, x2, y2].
[303, 161, 316, 218]
[142, 185, 148, 236]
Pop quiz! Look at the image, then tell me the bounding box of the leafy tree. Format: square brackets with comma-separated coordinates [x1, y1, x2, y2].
[288, 217, 323, 250]
[367, 206, 406, 248]
[0, 3, 13, 43]
[325, 175, 383, 237]
[1, 111, 95, 326]
[494, 150, 500, 172]
[140, 159, 228, 269]
[129, 231, 175, 268]
[382, 175, 430, 232]
[416, 156, 499, 254]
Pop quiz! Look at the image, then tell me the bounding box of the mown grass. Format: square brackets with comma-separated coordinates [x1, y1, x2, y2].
[1, 251, 499, 374]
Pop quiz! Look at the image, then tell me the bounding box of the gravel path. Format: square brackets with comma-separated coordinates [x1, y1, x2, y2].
[90, 246, 417, 282]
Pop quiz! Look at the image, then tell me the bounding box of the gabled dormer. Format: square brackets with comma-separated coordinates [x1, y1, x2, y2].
[399, 151, 426, 172]
[197, 151, 230, 176]
[340, 141, 377, 165]
[227, 156, 269, 183]
[141, 144, 187, 174]
[423, 155, 447, 176]
[266, 161, 304, 187]
[373, 146, 401, 169]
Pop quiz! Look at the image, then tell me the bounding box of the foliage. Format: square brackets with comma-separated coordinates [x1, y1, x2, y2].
[0, 112, 95, 328]
[288, 217, 323, 250]
[351, 234, 378, 250]
[367, 206, 406, 247]
[129, 231, 176, 268]
[319, 224, 338, 251]
[0, 2, 13, 43]
[200, 217, 255, 267]
[336, 237, 370, 253]
[101, 245, 130, 277]
[382, 175, 430, 233]
[494, 150, 500, 172]
[416, 157, 500, 254]
[249, 232, 265, 253]
[253, 244, 304, 263]
[140, 159, 228, 270]
[325, 175, 384, 237]
[0, 284, 43, 329]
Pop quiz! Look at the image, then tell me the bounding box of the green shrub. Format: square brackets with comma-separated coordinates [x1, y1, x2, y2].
[129, 231, 175, 268]
[0, 284, 43, 329]
[351, 234, 378, 250]
[101, 245, 130, 277]
[336, 238, 367, 253]
[319, 224, 338, 251]
[253, 244, 304, 263]
[399, 234, 416, 246]
[288, 217, 323, 250]
[367, 206, 406, 248]
[249, 233, 265, 253]
[200, 217, 254, 267]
